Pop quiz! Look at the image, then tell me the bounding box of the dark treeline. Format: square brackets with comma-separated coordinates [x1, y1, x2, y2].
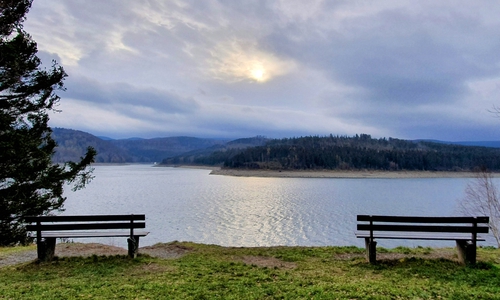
[208, 134, 500, 171]
[162, 136, 269, 165]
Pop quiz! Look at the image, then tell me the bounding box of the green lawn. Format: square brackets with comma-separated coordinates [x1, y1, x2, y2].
[0, 244, 36, 257]
[1, 243, 499, 299]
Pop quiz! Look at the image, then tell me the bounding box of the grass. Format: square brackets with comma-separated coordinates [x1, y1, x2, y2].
[1, 242, 499, 299]
[0, 244, 36, 257]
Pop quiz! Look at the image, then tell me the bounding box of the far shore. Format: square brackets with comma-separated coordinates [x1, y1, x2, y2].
[209, 168, 500, 179]
[157, 164, 500, 179]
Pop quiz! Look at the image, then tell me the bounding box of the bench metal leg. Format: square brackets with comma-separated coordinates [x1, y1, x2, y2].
[456, 240, 476, 265]
[37, 237, 56, 262]
[365, 238, 377, 264]
[127, 236, 140, 258]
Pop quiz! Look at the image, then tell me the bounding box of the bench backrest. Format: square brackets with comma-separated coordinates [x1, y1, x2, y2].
[26, 215, 146, 236]
[357, 215, 489, 235]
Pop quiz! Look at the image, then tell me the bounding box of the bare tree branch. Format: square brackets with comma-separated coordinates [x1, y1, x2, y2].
[459, 169, 500, 247]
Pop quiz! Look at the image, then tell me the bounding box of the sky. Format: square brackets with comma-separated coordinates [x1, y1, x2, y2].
[23, 0, 500, 141]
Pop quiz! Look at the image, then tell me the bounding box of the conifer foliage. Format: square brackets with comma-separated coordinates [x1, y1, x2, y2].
[0, 0, 96, 245]
[219, 135, 500, 171]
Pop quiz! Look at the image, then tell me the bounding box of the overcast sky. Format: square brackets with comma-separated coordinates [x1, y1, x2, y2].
[23, 0, 500, 141]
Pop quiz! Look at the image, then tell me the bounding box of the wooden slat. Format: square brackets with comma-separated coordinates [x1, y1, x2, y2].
[357, 215, 489, 223]
[40, 231, 149, 238]
[25, 214, 145, 222]
[355, 231, 486, 241]
[357, 224, 489, 234]
[27, 222, 145, 231]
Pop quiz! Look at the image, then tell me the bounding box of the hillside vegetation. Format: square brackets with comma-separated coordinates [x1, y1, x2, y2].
[177, 134, 500, 171]
[52, 129, 500, 171]
[161, 136, 269, 165]
[51, 128, 228, 163]
[52, 128, 130, 163]
[110, 136, 228, 163]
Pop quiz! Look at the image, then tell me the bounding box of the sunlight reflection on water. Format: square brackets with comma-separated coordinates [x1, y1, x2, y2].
[61, 165, 497, 248]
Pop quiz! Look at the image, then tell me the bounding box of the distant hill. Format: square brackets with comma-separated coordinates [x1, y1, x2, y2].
[96, 136, 114, 141]
[161, 136, 269, 165]
[204, 134, 500, 171]
[52, 128, 130, 163]
[51, 128, 500, 169]
[51, 128, 230, 163]
[110, 136, 229, 163]
[416, 140, 500, 148]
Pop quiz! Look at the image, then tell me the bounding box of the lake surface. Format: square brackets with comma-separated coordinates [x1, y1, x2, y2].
[61, 164, 497, 248]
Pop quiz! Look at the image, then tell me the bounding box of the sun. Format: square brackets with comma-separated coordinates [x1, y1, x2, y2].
[250, 68, 265, 81]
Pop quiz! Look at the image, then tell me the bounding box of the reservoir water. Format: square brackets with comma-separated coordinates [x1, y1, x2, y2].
[61, 164, 497, 248]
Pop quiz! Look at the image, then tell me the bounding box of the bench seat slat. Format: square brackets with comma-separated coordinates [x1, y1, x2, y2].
[355, 231, 486, 241]
[27, 222, 145, 231]
[357, 224, 489, 234]
[357, 215, 489, 223]
[25, 215, 145, 222]
[39, 231, 149, 238]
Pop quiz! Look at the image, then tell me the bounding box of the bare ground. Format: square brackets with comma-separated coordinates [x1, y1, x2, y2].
[1, 243, 462, 269]
[0, 242, 193, 268]
[239, 255, 298, 269]
[333, 248, 457, 262]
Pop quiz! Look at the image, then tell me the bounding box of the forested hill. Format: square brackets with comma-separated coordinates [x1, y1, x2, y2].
[161, 136, 269, 165]
[52, 128, 500, 170]
[52, 128, 130, 163]
[51, 128, 228, 163]
[109, 136, 228, 162]
[204, 134, 500, 171]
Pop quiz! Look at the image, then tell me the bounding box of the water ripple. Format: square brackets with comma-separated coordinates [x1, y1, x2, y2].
[62, 165, 497, 248]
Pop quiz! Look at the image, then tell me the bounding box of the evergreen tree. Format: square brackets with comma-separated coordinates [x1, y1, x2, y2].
[0, 0, 96, 245]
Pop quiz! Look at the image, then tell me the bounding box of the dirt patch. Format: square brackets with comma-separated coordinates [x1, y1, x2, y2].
[1, 243, 461, 269]
[0, 242, 193, 268]
[0, 250, 37, 268]
[55, 242, 193, 259]
[334, 253, 366, 261]
[334, 248, 457, 262]
[56, 243, 127, 257]
[140, 243, 193, 259]
[240, 256, 297, 269]
[128, 262, 175, 275]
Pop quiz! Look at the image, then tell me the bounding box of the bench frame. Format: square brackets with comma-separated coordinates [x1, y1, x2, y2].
[26, 214, 148, 261]
[356, 215, 489, 264]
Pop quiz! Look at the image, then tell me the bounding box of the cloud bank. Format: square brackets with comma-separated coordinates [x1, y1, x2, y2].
[24, 0, 500, 140]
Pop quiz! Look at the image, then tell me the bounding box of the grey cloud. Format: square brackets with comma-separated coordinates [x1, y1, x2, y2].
[64, 76, 199, 114]
[264, 3, 500, 106]
[25, 1, 500, 140]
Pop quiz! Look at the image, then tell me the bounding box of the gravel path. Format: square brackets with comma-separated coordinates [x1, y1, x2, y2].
[0, 250, 37, 268]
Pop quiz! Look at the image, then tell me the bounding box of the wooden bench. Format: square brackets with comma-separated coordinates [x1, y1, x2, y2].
[26, 214, 149, 261]
[355, 215, 489, 264]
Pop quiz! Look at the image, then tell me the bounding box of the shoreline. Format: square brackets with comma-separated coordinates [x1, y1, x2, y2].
[155, 164, 500, 179]
[209, 168, 499, 179]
